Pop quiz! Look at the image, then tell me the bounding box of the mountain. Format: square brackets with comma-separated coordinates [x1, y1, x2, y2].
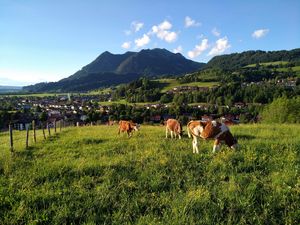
[206, 48, 300, 70]
[24, 48, 205, 92]
[0, 85, 22, 93]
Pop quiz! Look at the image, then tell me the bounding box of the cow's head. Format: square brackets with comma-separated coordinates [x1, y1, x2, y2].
[133, 123, 140, 131]
[230, 137, 238, 150]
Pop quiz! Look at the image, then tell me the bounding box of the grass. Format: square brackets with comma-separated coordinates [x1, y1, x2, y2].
[276, 66, 300, 76]
[2, 93, 70, 97]
[245, 61, 289, 67]
[156, 79, 219, 93]
[98, 99, 157, 106]
[0, 124, 299, 224]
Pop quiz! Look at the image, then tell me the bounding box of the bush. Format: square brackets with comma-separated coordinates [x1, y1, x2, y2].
[261, 97, 300, 123]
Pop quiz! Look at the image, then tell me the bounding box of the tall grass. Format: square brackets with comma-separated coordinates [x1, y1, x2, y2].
[0, 124, 299, 224]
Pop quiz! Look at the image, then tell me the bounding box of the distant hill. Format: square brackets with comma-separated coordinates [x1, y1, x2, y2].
[0, 85, 22, 93]
[206, 48, 300, 70]
[24, 48, 205, 92]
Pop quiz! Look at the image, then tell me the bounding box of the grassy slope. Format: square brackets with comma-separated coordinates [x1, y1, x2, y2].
[245, 61, 289, 67]
[156, 79, 219, 93]
[99, 79, 219, 105]
[244, 61, 300, 76]
[0, 124, 299, 224]
[276, 66, 300, 76]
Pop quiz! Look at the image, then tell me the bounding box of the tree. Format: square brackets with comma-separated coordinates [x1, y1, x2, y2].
[261, 97, 300, 123]
[160, 94, 172, 103]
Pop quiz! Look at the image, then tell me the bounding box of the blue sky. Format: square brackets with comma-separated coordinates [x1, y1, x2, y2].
[0, 0, 299, 86]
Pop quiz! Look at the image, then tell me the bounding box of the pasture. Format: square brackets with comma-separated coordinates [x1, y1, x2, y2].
[156, 78, 219, 93]
[0, 124, 299, 224]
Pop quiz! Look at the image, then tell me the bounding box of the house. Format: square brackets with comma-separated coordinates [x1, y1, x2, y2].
[150, 115, 161, 122]
[234, 102, 246, 109]
[80, 115, 88, 122]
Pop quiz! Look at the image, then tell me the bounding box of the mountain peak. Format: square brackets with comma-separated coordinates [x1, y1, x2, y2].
[101, 51, 112, 55]
[23, 48, 205, 92]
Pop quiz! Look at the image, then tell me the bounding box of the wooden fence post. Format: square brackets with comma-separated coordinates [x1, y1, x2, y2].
[9, 124, 13, 152]
[32, 120, 36, 143]
[42, 123, 46, 140]
[54, 119, 57, 133]
[26, 126, 29, 149]
[47, 123, 51, 136]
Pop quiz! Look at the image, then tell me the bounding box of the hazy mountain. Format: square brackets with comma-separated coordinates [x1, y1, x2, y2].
[0, 85, 22, 93]
[23, 48, 205, 92]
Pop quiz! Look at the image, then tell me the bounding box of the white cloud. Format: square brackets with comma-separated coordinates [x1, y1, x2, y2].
[124, 21, 144, 36]
[185, 16, 201, 28]
[252, 29, 269, 39]
[187, 39, 209, 59]
[208, 36, 231, 56]
[158, 20, 172, 30]
[121, 41, 131, 49]
[173, 45, 183, 53]
[151, 20, 178, 43]
[135, 34, 150, 48]
[164, 31, 177, 42]
[124, 30, 131, 36]
[212, 27, 220, 37]
[131, 21, 144, 32]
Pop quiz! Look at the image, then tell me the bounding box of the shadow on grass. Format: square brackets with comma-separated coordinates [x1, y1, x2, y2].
[13, 146, 35, 157]
[73, 138, 106, 145]
[235, 134, 256, 140]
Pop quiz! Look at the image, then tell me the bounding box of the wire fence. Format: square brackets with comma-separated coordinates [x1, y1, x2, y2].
[0, 120, 76, 152]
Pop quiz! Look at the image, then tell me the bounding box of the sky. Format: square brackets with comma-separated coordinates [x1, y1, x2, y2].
[0, 0, 299, 86]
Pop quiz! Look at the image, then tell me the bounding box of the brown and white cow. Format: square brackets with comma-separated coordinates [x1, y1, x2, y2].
[165, 119, 183, 139]
[187, 120, 237, 153]
[118, 120, 140, 137]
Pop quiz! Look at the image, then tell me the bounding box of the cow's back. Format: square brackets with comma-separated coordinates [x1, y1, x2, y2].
[166, 119, 179, 131]
[119, 120, 130, 131]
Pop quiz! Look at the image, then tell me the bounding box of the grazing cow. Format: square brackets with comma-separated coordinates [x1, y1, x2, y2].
[118, 120, 140, 137]
[187, 120, 237, 153]
[165, 119, 183, 139]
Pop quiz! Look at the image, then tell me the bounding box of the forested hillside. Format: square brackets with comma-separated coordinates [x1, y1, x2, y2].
[205, 48, 300, 70]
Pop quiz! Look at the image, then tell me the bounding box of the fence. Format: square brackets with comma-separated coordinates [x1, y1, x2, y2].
[0, 120, 75, 152]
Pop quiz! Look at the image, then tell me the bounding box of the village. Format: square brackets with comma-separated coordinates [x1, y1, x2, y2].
[0, 90, 255, 131]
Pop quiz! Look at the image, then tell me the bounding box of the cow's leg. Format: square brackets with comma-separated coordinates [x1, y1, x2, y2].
[231, 144, 238, 150]
[192, 136, 199, 154]
[178, 133, 181, 139]
[213, 139, 221, 153]
[165, 127, 168, 138]
[171, 131, 174, 139]
[192, 137, 195, 153]
[195, 137, 199, 154]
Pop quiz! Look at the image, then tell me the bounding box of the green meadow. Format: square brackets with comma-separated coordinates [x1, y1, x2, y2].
[157, 79, 219, 93]
[245, 61, 289, 67]
[0, 124, 299, 224]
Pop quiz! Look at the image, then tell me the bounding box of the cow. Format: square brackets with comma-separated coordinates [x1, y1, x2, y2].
[165, 119, 183, 139]
[118, 120, 140, 137]
[187, 120, 238, 154]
